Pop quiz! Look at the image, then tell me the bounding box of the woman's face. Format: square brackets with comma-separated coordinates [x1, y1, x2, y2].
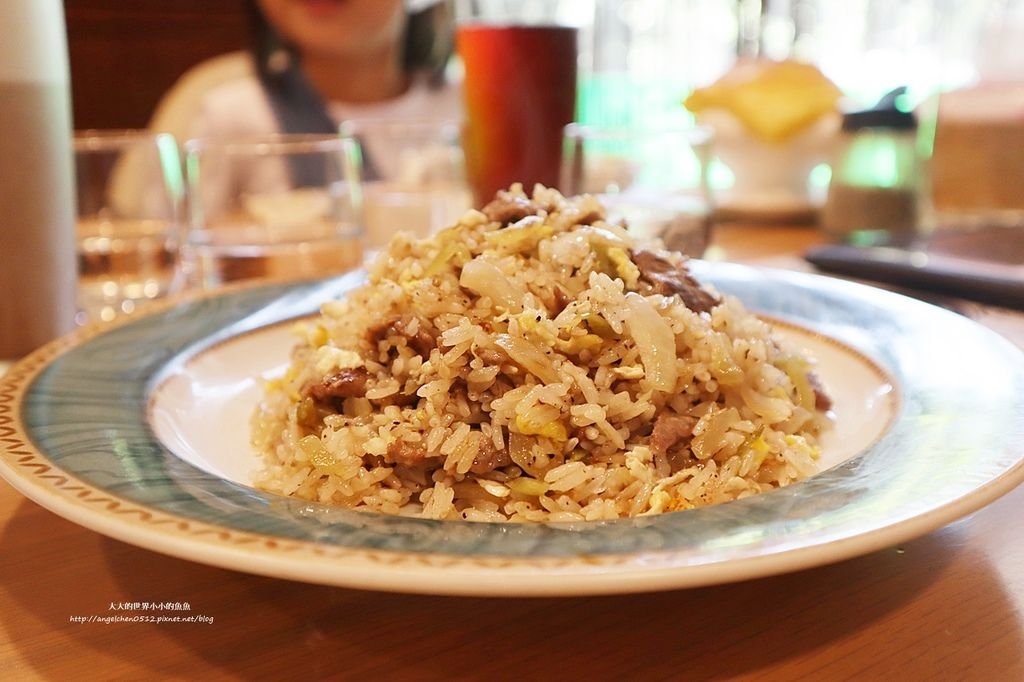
[257, 0, 406, 59]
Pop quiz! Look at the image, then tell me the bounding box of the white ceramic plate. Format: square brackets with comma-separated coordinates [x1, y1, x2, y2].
[2, 263, 1023, 596]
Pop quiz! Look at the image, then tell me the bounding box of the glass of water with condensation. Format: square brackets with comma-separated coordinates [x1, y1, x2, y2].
[183, 134, 364, 290]
[74, 130, 184, 324]
[561, 124, 714, 258]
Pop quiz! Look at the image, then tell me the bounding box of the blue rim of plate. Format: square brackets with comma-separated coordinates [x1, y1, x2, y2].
[2, 262, 1024, 595]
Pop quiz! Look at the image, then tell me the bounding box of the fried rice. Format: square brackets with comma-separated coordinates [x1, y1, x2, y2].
[252, 185, 831, 522]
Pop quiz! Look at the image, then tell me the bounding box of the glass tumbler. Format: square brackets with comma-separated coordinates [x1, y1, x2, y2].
[455, 0, 584, 204]
[340, 118, 471, 247]
[183, 134, 363, 289]
[73, 130, 184, 323]
[562, 123, 714, 257]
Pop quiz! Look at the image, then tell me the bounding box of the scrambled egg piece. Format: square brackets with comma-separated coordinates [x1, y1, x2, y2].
[608, 247, 640, 288]
[514, 413, 568, 441]
[315, 346, 364, 375]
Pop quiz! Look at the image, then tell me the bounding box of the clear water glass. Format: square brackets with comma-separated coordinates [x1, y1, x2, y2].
[562, 123, 714, 257]
[340, 119, 471, 248]
[73, 130, 184, 324]
[183, 134, 364, 289]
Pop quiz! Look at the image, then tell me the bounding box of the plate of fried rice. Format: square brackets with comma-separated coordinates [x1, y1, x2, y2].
[3, 187, 1024, 596]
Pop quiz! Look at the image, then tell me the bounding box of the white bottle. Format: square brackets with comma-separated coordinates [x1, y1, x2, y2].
[0, 0, 76, 359]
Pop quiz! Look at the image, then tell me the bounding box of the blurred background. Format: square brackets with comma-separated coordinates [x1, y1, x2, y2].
[14, 0, 1011, 341]
[66, 1, 249, 130]
[66, 0, 1011, 130]
[66, 0, 1024, 220]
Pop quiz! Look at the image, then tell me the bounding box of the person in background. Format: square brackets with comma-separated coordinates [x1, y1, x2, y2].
[151, 0, 458, 143]
[138, 0, 460, 226]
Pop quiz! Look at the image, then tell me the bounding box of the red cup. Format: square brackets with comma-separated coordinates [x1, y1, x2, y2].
[457, 24, 577, 205]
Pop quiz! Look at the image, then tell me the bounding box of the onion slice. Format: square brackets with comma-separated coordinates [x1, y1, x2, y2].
[493, 334, 561, 384]
[623, 292, 678, 393]
[459, 257, 524, 312]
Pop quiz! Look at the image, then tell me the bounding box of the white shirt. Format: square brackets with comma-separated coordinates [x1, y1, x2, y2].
[189, 69, 461, 130]
[156, 55, 464, 229]
[184, 59, 463, 177]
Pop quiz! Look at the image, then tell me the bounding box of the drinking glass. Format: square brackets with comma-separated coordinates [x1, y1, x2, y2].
[183, 134, 363, 289]
[562, 123, 714, 257]
[73, 130, 184, 324]
[455, 0, 583, 205]
[340, 118, 471, 247]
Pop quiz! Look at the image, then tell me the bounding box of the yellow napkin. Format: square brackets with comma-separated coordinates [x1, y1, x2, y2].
[685, 60, 842, 143]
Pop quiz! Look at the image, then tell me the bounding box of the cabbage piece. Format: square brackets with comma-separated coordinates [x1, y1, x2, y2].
[708, 333, 744, 386]
[507, 477, 550, 496]
[425, 240, 470, 277]
[581, 312, 617, 338]
[493, 334, 561, 384]
[555, 333, 603, 355]
[459, 257, 525, 312]
[484, 215, 553, 251]
[777, 356, 815, 410]
[692, 406, 739, 460]
[623, 292, 678, 393]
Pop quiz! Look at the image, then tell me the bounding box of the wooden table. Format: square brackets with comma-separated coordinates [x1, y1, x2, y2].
[2, 225, 1022, 680]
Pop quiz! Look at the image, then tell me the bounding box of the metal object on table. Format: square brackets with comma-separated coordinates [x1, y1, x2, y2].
[806, 242, 1024, 311]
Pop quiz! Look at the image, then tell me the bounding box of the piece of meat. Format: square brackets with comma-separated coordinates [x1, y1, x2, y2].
[390, 392, 421, 408]
[393, 318, 435, 358]
[650, 413, 697, 458]
[552, 286, 573, 316]
[308, 367, 370, 401]
[386, 441, 437, 468]
[367, 315, 435, 359]
[367, 316, 399, 346]
[363, 454, 387, 470]
[808, 370, 832, 412]
[574, 208, 602, 226]
[468, 439, 512, 475]
[482, 191, 541, 225]
[650, 413, 698, 474]
[631, 250, 719, 314]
